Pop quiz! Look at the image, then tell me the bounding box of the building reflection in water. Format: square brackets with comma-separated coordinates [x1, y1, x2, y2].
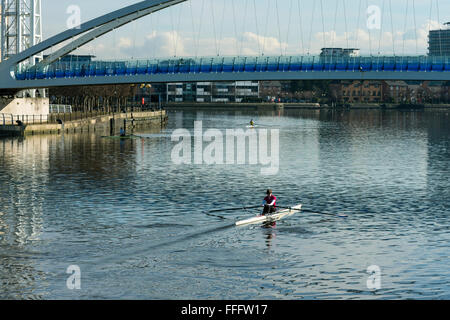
[1, 135, 49, 299]
[0, 132, 140, 298]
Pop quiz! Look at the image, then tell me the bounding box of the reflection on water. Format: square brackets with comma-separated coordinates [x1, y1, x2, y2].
[0, 109, 449, 299]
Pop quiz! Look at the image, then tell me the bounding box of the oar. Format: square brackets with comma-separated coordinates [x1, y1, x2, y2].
[302, 208, 348, 218]
[205, 206, 263, 221]
[277, 206, 348, 218]
[206, 205, 262, 214]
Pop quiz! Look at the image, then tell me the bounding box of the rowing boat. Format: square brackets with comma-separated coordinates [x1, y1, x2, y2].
[235, 204, 302, 227]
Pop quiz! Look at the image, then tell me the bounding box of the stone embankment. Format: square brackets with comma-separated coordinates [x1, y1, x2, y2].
[0, 110, 167, 136]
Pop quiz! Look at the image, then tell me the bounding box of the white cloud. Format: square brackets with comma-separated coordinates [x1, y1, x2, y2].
[310, 20, 441, 55]
[112, 31, 288, 58]
[70, 20, 442, 59]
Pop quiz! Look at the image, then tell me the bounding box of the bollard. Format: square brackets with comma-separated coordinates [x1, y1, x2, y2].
[57, 119, 64, 132]
[110, 118, 115, 136]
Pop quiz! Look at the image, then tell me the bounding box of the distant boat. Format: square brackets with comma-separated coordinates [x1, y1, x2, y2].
[101, 135, 141, 140]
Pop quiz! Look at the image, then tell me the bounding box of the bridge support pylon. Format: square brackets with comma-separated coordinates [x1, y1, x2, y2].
[1, 0, 45, 98]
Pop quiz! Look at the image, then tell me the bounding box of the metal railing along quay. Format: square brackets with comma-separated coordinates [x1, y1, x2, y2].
[1, 106, 165, 126]
[49, 104, 73, 114]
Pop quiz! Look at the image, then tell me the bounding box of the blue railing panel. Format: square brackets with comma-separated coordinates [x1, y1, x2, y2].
[65, 66, 75, 78]
[347, 58, 360, 71]
[126, 61, 137, 75]
[360, 57, 372, 71]
[445, 62, 450, 72]
[16, 71, 27, 80]
[137, 61, 148, 75]
[211, 61, 223, 73]
[55, 66, 65, 78]
[36, 67, 46, 79]
[96, 63, 106, 76]
[372, 59, 383, 72]
[312, 57, 324, 71]
[408, 61, 420, 72]
[289, 57, 302, 72]
[255, 58, 268, 72]
[244, 58, 257, 72]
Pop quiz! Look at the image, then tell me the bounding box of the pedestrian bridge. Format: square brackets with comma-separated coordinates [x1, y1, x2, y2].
[1, 0, 450, 95]
[13, 55, 450, 84]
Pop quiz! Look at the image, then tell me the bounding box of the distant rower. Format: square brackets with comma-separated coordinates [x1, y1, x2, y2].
[250, 119, 255, 126]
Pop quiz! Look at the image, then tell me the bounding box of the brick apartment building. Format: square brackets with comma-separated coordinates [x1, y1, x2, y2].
[331, 80, 383, 103]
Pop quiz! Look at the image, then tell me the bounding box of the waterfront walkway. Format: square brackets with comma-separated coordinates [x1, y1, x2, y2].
[0, 110, 167, 136]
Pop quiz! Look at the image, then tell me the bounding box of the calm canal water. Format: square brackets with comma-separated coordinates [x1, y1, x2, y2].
[0, 108, 449, 300]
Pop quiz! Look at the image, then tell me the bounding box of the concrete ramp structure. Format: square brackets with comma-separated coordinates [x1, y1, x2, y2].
[0, 97, 49, 114]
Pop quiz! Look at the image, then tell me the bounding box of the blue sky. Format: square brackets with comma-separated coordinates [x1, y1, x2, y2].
[42, 0, 450, 58]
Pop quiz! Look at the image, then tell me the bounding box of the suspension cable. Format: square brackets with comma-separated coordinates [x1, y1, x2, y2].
[436, 0, 442, 56]
[149, 13, 155, 57]
[365, 0, 373, 55]
[389, 0, 396, 55]
[174, 2, 183, 57]
[355, 0, 362, 51]
[412, 0, 418, 54]
[169, 6, 176, 56]
[253, 0, 261, 56]
[194, 0, 206, 57]
[132, 20, 138, 59]
[307, 1, 316, 54]
[113, 27, 118, 60]
[231, 0, 239, 55]
[210, 0, 218, 56]
[343, 0, 349, 49]
[275, 0, 283, 56]
[189, 0, 197, 57]
[217, 0, 226, 56]
[297, 0, 305, 55]
[239, 0, 249, 56]
[331, 0, 340, 50]
[378, 0, 385, 55]
[262, 0, 272, 56]
[402, 0, 409, 57]
[319, 0, 326, 49]
[284, 0, 294, 56]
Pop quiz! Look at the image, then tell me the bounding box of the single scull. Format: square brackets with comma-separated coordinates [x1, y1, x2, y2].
[235, 204, 302, 227]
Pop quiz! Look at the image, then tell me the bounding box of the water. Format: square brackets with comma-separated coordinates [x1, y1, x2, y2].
[0, 108, 449, 300]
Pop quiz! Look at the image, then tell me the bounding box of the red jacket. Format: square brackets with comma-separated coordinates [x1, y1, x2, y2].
[264, 195, 277, 207]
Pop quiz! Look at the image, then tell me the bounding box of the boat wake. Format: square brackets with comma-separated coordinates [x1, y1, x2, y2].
[98, 222, 235, 265]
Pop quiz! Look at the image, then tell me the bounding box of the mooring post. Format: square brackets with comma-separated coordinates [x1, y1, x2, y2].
[110, 118, 115, 136]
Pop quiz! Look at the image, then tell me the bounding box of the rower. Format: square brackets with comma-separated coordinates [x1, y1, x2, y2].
[250, 119, 255, 126]
[119, 127, 126, 137]
[262, 189, 277, 215]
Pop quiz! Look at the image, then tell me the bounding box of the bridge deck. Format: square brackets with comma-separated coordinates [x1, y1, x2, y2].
[15, 56, 450, 82]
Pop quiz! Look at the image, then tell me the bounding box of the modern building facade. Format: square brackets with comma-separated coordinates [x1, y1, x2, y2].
[320, 48, 360, 59]
[166, 81, 260, 103]
[428, 23, 450, 56]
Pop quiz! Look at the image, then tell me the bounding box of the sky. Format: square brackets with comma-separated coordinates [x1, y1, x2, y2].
[41, 0, 450, 59]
